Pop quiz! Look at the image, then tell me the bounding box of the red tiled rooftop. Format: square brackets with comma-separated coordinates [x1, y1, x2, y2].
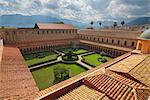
[84, 71, 150, 100]
[57, 85, 110, 100]
[0, 46, 39, 99]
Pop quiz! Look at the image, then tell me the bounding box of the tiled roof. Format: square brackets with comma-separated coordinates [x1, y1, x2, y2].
[129, 55, 150, 88]
[84, 71, 150, 100]
[0, 46, 39, 99]
[57, 85, 110, 100]
[108, 54, 150, 88]
[108, 54, 148, 73]
[35, 23, 76, 29]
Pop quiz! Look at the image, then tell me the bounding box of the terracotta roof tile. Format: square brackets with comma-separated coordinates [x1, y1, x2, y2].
[0, 46, 39, 99]
[83, 71, 150, 100]
[57, 85, 110, 100]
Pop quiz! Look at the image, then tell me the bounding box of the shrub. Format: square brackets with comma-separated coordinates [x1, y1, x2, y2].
[53, 66, 70, 85]
[100, 51, 107, 56]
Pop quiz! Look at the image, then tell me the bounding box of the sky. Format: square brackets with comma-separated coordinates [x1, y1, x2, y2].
[0, 0, 150, 23]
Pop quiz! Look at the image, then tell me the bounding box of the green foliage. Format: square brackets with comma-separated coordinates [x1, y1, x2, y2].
[98, 58, 108, 63]
[53, 22, 64, 24]
[53, 66, 70, 84]
[83, 54, 112, 67]
[121, 21, 125, 26]
[113, 22, 117, 27]
[31, 63, 86, 90]
[24, 51, 58, 66]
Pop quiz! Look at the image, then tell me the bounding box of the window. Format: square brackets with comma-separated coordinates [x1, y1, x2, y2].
[107, 39, 108, 43]
[124, 41, 127, 46]
[94, 37, 95, 41]
[112, 40, 114, 44]
[118, 40, 120, 45]
[47, 30, 49, 34]
[102, 38, 103, 42]
[131, 42, 135, 47]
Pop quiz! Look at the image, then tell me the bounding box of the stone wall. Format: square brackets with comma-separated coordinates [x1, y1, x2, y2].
[0, 28, 142, 54]
[78, 29, 141, 49]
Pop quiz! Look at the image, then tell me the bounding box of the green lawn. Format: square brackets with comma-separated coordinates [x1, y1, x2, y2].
[31, 63, 86, 90]
[73, 49, 88, 54]
[82, 54, 112, 67]
[24, 51, 58, 66]
[59, 48, 89, 54]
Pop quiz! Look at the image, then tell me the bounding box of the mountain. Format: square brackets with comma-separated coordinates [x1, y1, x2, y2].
[127, 17, 150, 25]
[0, 14, 86, 28]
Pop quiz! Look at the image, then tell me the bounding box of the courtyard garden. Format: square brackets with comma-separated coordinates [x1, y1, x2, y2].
[24, 51, 59, 67]
[22, 47, 113, 90]
[31, 63, 87, 90]
[82, 53, 112, 67]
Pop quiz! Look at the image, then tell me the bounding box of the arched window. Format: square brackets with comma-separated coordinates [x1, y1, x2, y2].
[107, 39, 108, 43]
[124, 41, 127, 46]
[131, 42, 135, 47]
[112, 40, 114, 44]
[118, 40, 120, 45]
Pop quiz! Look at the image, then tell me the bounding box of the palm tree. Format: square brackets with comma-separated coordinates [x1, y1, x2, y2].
[90, 21, 94, 29]
[113, 22, 117, 28]
[121, 21, 125, 26]
[99, 22, 102, 27]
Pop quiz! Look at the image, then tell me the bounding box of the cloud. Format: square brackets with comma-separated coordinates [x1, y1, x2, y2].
[107, 0, 150, 19]
[0, 0, 149, 23]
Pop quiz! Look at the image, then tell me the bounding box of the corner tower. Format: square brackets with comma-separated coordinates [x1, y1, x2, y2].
[136, 29, 150, 54]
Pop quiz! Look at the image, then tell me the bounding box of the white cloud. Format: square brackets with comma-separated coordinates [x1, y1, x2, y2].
[0, 0, 149, 23]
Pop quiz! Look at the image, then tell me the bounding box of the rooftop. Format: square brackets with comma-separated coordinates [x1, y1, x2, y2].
[34, 23, 76, 30]
[57, 85, 110, 100]
[0, 46, 39, 99]
[84, 71, 150, 100]
[108, 54, 150, 87]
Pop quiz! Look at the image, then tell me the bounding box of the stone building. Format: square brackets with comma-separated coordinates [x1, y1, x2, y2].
[0, 23, 150, 99]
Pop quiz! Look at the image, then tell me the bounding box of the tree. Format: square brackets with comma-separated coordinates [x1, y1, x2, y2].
[90, 21, 94, 29]
[113, 22, 117, 28]
[101, 58, 107, 63]
[54, 22, 64, 24]
[1, 26, 5, 29]
[90, 21, 94, 26]
[121, 21, 125, 26]
[99, 22, 102, 27]
[53, 66, 70, 85]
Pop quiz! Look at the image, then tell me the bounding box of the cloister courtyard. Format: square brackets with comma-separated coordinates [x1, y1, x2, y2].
[22, 47, 112, 90]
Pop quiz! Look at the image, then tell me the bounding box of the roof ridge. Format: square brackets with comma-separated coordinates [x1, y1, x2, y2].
[105, 71, 149, 89]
